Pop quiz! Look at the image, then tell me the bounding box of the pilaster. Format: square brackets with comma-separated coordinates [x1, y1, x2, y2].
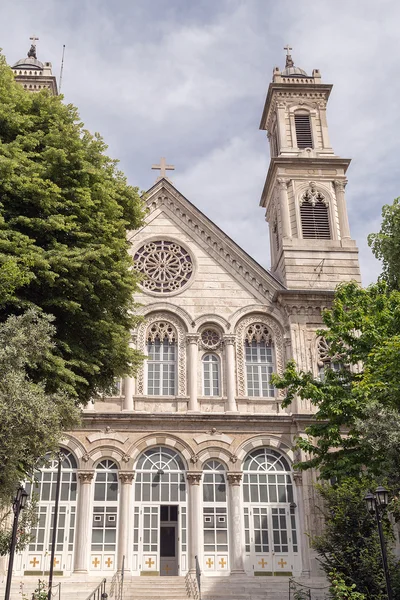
[117, 472, 135, 571]
[186, 335, 199, 412]
[227, 473, 245, 574]
[187, 472, 202, 572]
[74, 471, 94, 573]
[223, 335, 237, 412]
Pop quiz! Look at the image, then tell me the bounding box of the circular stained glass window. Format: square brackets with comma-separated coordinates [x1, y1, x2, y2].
[134, 240, 193, 293]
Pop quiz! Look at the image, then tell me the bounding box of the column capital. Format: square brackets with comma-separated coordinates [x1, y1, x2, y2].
[227, 472, 242, 486]
[77, 470, 94, 483]
[292, 470, 303, 485]
[119, 471, 135, 484]
[333, 179, 348, 192]
[223, 334, 236, 346]
[186, 334, 200, 346]
[187, 472, 202, 486]
[277, 177, 290, 189]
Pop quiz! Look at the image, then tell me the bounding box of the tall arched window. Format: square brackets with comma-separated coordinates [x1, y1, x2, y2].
[243, 448, 298, 575]
[25, 450, 77, 574]
[202, 461, 228, 572]
[203, 354, 220, 396]
[244, 324, 275, 397]
[147, 322, 177, 395]
[300, 184, 330, 239]
[91, 459, 119, 570]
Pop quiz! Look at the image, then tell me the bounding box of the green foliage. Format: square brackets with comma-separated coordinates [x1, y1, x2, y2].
[0, 496, 38, 556]
[0, 52, 146, 402]
[328, 570, 366, 600]
[272, 281, 400, 481]
[0, 309, 80, 505]
[369, 196, 400, 291]
[312, 479, 400, 600]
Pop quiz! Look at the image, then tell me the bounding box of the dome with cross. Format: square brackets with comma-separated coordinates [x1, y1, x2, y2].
[281, 44, 308, 77]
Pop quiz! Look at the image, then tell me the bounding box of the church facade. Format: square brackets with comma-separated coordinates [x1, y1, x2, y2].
[10, 45, 361, 581]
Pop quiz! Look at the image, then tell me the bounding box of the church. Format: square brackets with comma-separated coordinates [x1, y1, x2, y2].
[8, 40, 361, 590]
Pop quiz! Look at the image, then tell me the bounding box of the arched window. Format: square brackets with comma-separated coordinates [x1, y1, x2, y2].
[244, 324, 275, 397]
[26, 450, 77, 573]
[135, 446, 186, 503]
[243, 448, 298, 569]
[147, 322, 177, 395]
[300, 184, 330, 239]
[91, 460, 118, 565]
[294, 112, 313, 148]
[203, 354, 220, 396]
[202, 461, 228, 571]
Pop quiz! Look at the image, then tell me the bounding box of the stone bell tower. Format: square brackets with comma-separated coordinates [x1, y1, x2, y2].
[11, 36, 58, 96]
[259, 47, 361, 290]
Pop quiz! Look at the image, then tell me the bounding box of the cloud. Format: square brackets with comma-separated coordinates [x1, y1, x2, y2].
[1, 0, 399, 285]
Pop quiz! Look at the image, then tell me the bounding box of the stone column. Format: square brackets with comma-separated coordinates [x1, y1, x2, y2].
[117, 472, 135, 571]
[223, 335, 237, 412]
[227, 473, 245, 574]
[187, 335, 199, 412]
[334, 179, 351, 241]
[187, 472, 202, 572]
[124, 336, 137, 411]
[293, 471, 311, 577]
[74, 471, 95, 573]
[277, 178, 291, 239]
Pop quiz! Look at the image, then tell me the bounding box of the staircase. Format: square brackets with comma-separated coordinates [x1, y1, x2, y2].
[200, 575, 290, 600]
[122, 576, 189, 599]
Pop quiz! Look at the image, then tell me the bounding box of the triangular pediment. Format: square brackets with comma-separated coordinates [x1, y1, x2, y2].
[138, 179, 284, 303]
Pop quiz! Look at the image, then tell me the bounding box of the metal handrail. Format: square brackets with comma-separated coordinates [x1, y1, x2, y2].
[289, 577, 330, 600]
[195, 555, 201, 600]
[85, 578, 107, 600]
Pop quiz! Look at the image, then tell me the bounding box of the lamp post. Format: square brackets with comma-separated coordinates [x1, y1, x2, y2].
[48, 453, 63, 600]
[364, 486, 393, 600]
[4, 486, 29, 600]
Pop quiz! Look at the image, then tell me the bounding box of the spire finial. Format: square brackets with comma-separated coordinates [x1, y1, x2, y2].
[151, 157, 175, 183]
[283, 44, 294, 68]
[28, 35, 39, 59]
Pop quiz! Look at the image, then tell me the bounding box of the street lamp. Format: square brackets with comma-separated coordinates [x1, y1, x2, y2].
[4, 486, 29, 600]
[364, 486, 393, 600]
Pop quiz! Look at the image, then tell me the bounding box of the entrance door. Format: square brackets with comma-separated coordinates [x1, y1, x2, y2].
[244, 505, 294, 576]
[160, 505, 178, 576]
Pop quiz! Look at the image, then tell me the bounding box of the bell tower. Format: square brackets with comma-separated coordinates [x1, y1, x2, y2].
[11, 37, 58, 96]
[259, 48, 361, 290]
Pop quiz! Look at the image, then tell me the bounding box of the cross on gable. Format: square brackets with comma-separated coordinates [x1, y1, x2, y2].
[152, 157, 175, 183]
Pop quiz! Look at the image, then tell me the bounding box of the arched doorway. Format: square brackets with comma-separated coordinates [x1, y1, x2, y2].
[17, 450, 78, 576]
[243, 448, 299, 576]
[133, 446, 187, 576]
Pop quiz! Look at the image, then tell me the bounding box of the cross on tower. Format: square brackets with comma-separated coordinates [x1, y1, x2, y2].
[152, 157, 175, 183]
[28, 35, 39, 59]
[30, 35, 39, 45]
[283, 44, 294, 68]
[284, 44, 292, 56]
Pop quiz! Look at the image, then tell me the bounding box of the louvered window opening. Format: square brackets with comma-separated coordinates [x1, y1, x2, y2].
[295, 114, 313, 148]
[300, 201, 331, 239]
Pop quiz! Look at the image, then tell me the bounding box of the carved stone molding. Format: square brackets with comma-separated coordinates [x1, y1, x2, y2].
[119, 471, 135, 484]
[333, 179, 347, 193]
[299, 182, 328, 207]
[82, 453, 90, 463]
[229, 454, 238, 464]
[292, 471, 303, 485]
[227, 473, 243, 486]
[187, 472, 202, 486]
[190, 454, 199, 464]
[122, 454, 130, 463]
[186, 334, 200, 346]
[277, 178, 290, 189]
[136, 312, 186, 396]
[78, 470, 94, 483]
[235, 315, 284, 397]
[223, 334, 236, 346]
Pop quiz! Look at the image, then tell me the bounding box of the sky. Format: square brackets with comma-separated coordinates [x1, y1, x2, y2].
[1, 0, 400, 285]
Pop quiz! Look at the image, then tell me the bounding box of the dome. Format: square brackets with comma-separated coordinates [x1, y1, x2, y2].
[12, 56, 44, 70]
[282, 65, 308, 78]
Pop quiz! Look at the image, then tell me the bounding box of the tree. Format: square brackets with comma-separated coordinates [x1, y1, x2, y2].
[0, 309, 80, 553]
[272, 281, 400, 482]
[369, 196, 400, 291]
[0, 52, 146, 403]
[311, 479, 400, 600]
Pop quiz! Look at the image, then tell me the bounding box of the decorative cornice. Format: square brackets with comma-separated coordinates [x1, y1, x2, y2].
[187, 472, 202, 485]
[227, 472, 242, 486]
[119, 471, 135, 484]
[222, 334, 236, 346]
[78, 470, 94, 483]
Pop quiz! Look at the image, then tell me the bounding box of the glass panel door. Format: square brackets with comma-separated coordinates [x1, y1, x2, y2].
[141, 505, 160, 574]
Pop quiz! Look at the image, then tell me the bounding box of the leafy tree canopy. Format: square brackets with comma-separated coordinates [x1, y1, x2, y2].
[0, 52, 145, 402]
[369, 196, 400, 291]
[0, 309, 80, 503]
[273, 281, 400, 481]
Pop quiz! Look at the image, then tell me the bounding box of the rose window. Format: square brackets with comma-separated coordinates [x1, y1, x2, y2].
[134, 241, 193, 293]
[201, 329, 221, 350]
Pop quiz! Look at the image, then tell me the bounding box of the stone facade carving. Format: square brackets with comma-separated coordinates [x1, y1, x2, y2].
[299, 182, 328, 207]
[118, 472, 135, 484]
[235, 315, 284, 397]
[77, 471, 94, 483]
[136, 312, 186, 396]
[200, 328, 222, 350]
[227, 473, 242, 486]
[134, 240, 193, 293]
[187, 472, 202, 485]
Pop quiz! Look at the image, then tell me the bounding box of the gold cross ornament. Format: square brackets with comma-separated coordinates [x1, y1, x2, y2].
[145, 557, 155, 568]
[206, 558, 213, 568]
[105, 557, 113, 568]
[278, 558, 287, 568]
[53, 558, 59, 567]
[219, 558, 227, 568]
[30, 557, 39, 567]
[258, 558, 267, 568]
[164, 564, 170, 573]
[92, 557, 100, 568]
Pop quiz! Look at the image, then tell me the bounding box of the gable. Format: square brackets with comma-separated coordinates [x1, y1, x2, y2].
[130, 180, 284, 311]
